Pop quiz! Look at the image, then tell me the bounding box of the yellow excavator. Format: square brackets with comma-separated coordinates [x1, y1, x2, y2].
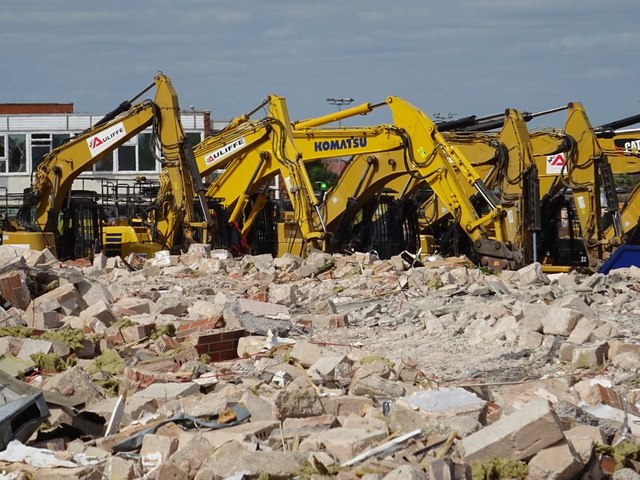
[194, 95, 329, 256]
[596, 123, 640, 244]
[2, 73, 210, 259]
[194, 95, 523, 269]
[99, 76, 212, 259]
[427, 103, 628, 271]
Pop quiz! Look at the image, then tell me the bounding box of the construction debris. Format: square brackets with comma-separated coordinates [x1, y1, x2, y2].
[1, 245, 640, 478]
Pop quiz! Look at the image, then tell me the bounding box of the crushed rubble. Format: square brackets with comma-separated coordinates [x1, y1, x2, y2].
[0, 245, 640, 477]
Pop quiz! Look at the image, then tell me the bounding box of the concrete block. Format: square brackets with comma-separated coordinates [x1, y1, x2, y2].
[25, 310, 61, 330]
[321, 395, 375, 417]
[308, 355, 353, 382]
[17, 338, 53, 360]
[405, 388, 487, 421]
[194, 440, 304, 480]
[518, 330, 544, 349]
[32, 283, 87, 316]
[299, 427, 388, 463]
[133, 382, 200, 401]
[279, 414, 340, 440]
[198, 420, 279, 448]
[113, 297, 153, 316]
[301, 313, 349, 329]
[558, 342, 576, 363]
[567, 317, 602, 344]
[88, 397, 158, 429]
[527, 440, 583, 480]
[186, 243, 211, 258]
[274, 376, 325, 419]
[79, 300, 115, 326]
[140, 433, 178, 471]
[541, 307, 581, 336]
[517, 262, 550, 285]
[383, 464, 429, 480]
[240, 390, 277, 422]
[289, 339, 323, 368]
[238, 298, 289, 317]
[461, 400, 564, 460]
[342, 412, 389, 435]
[92, 252, 107, 270]
[103, 455, 139, 480]
[268, 282, 298, 306]
[350, 374, 406, 399]
[153, 293, 188, 316]
[571, 342, 609, 369]
[592, 322, 619, 341]
[236, 335, 266, 358]
[564, 424, 606, 463]
[156, 434, 212, 479]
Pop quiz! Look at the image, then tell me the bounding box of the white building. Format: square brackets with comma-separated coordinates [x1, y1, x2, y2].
[0, 104, 225, 203]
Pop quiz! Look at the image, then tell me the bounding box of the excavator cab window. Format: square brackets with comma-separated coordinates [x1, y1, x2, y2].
[56, 191, 102, 260]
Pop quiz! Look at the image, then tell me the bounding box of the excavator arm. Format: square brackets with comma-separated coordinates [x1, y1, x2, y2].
[201, 95, 327, 253]
[10, 73, 208, 258]
[382, 96, 521, 267]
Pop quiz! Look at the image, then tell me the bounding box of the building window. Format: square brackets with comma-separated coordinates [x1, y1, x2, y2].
[138, 133, 157, 171]
[7, 134, 26, 173]
[187, 132, 202, 147]
[94, 152, 114, 172]
[30, 133, 69, 172]
[117, 145, 136, 172]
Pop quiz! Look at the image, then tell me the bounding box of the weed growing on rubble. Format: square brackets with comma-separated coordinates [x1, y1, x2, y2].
[41, 328, 85, 350]
[30, 352, 67, 372]
[112, 317, 138, 329]
[86, 348, 125, 375]
[471, 457, 527, 479]
[0, 326, 32, 338]
[597, 441, 640, 470]
[150, 323, 176, 340]
[478, 265, 497, 276]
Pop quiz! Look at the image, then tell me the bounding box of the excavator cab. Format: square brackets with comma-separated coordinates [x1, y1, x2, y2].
[57, 191, 103, 260]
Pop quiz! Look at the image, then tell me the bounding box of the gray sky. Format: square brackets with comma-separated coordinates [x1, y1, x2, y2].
[2, 0, 638, 128]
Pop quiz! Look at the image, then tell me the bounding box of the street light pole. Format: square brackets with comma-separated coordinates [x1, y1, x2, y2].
[326, 97, 354, 173]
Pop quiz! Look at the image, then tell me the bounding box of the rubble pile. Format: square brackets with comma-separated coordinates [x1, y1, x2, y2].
[1, 244, 640, 478]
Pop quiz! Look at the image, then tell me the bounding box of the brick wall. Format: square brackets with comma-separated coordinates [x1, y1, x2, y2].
[0, 271, 31, 310]
[0, 103, 74, 114]
[191, 329, 247, 362]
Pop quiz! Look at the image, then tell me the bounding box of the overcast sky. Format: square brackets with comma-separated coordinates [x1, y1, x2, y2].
[2, 1, 638, 129]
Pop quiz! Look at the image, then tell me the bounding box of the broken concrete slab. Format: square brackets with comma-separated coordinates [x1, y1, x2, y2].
[194, 440, 305, 480]
[527, 440, 583, 480]
[461, 400, 564, 461]
[274, 376, 325, 419]
[299, 427, 388, 463]
[405, 388, 487, 421]
[132, 382, 200, 402]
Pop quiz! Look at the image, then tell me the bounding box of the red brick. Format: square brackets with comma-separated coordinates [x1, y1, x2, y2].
[192, 318, 212, 327]
[221, 329, 246, 341]
[0, 271, 31, 310]
[206, 340, 232, 351]
[195, 345, 210, 355]
[0, 103, 73, 114]
[218, 350, 238, 361]
[197, 333, 223, 344]
[9, 273, 22, 289]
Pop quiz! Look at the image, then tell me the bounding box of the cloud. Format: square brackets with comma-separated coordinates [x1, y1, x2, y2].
[0, 0, 637, 125]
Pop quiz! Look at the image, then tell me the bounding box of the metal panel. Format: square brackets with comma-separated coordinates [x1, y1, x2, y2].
[0, 117, 8, 130]
[8, 115, 69, 131]
[67, 115, 94, 130]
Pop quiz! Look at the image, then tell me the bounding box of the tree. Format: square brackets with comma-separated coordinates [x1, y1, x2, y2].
[306, 160, 338, 190]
